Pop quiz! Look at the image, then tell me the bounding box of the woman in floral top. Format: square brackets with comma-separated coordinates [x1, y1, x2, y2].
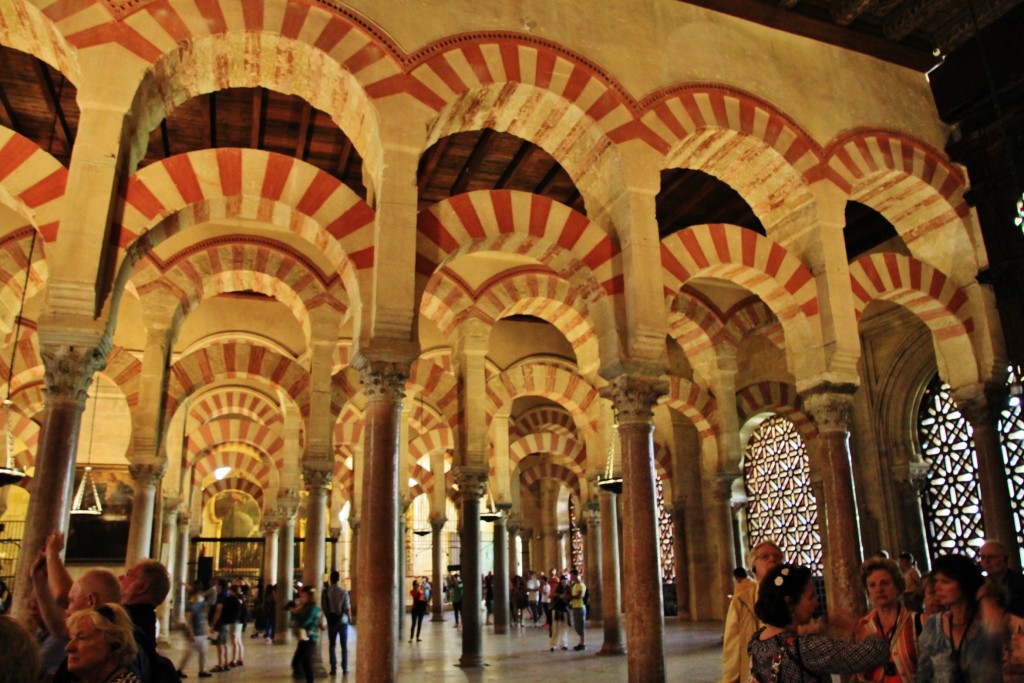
[748, 564, 888, 683]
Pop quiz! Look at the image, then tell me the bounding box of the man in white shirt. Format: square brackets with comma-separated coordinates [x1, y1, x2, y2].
[525, 571, 541, 626]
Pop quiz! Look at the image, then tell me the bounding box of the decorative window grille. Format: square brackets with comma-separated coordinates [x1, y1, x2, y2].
[656, 475, 675, 582]
[743, 415, 823, 576]
[999, 365, 1024, 556]
[917, 374, 986, 555]
[567, 497, 584, 571]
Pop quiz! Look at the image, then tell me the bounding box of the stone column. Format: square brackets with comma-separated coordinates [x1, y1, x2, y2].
[957, 391, 1022, 567]
[329, 526, 341, 575]
[609, 375, 667, 681]
[173, 513, 190, 626]
[507, 518, 521, 579]
[493, 511, 509, 633]
[354, 359, 407, 683]
[520, 529, 532, 573]
[599, 487, 625, 654]
[803, 384, 866, 617]
[348, 518, 360, 623]
[671, 496, 691, 619]
[261, 518, 280, 587]
[159, 498, 179, 636]
[431, 517, 447, 621]
[397, 510, 406, 640]
[457, 469, 487, 667]
[302, 464, 331, 588]
[892, 461, 931, 570]
[125, 461, 166, 567]
[275, 506, 297, 644]
[586, 503, 604, 622]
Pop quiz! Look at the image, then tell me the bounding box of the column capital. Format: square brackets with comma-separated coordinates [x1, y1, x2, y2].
[454, 467, 488, 500]
[40, 343, 107, 404]
[128, 460, 167, 487]
[430, 517, 447, 533]
[260, 517, 281, 535]
[162, 496, 182, 516]
[603, 375, 669, 426]
[518, 527, 532, 540]
[348, 517, 360, 533]
[952, 387, 1003, 426]
[177, 512, 191, 529]
[711, 473, 737, 504]
[801, 382, 857, 433]
[302, 462, 333, 490]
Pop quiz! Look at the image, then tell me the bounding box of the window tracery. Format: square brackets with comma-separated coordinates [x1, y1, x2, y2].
[656, 476, 675, 582]
[998, 365, 1024, 554]
[568, 496, 583, 571]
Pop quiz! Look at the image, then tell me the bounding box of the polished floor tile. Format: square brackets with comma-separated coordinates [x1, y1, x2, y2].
[166, 617, 724, 681]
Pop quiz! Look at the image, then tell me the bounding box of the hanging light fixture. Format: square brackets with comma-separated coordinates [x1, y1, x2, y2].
[598, 424, 622, 494]
[0, 229, 38, 488]
[71, 387, 103, 516]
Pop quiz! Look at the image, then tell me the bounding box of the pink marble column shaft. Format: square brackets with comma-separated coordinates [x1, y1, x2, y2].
[431, 518, 446, 621]
[599, 488, 625, 655]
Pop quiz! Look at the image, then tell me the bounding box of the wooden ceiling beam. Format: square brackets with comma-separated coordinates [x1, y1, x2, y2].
[32, 60, 73, 149]
[451, 129, 496, 195]
[0, 83, 18, 130]
[532, 160, 562, 197]
[160, 119, 171, 158]
[208, 92, 217, 148]
[831, 0, 877, 26]
[250, 89, 264, 149]
[417, 137, 449, 193]
[295, 102, 312, 161]
[658, 176, 726, 229]
[494, 140, 536, 189]
[335, 136, 353, 178]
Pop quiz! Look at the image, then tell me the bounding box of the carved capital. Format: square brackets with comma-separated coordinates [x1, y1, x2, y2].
[605, 375, 669, 426]
[454, 468, 488, 500]
[302, 462, 333, 491]
[128, 460, 167, 488]
[712, 473, 737, 504]
[801, 382, 857, 433]
[953, 391, 1000, 427]
[41, 344, 107, 405]
[177, 513, 191, 529]
[162, 496, 182, 516]
[586, 505, 601, 527]
[348, 518, 360, 534]
[518, 527, 533, 540]
[430, 517, 447, 533]
[356, 359, 409, 403]
[260, 516, 281, 535]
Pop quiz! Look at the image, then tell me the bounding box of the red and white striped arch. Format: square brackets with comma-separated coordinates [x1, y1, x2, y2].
[848, 252, 978, 388]
[659, 377, 718, 440]
[6, 407, 39, 469]
[332, 459, 354, 505]
[408, 359, 460, 430]
[187, 418, 285, 475]
[661, 224, 821, 377]
[653, 441, 672, 483]
[417, 190, 623, 306]
[512, 406, 578, 440]
[117, 149, 373, 290]
[330, 369, 361, 419]
[193, 448, 274, 493]
[735, 381, 817, 443]
[519, 461, 582, 503]
[188, 389, 283, 432]
[0, 128, 67, 242]
[643, 86, 818, 233]
[725, 298, 785, 349]
[485, 359, 601, 434]
[105, 347, 143, 413]
[666, 290, 733, 359]
[202, 476, 265, 511]
[166, 342, 309, 418]
[0, 226, 47, 332]
[408, 432, 454, 467]
[0, 1, 80, 83]
[509, 431, 586, 479]
[826, 130, 976, 280]
[121, 20, 388, 181]
[334, 404, 364, 450]
[0, 319, 39, 393]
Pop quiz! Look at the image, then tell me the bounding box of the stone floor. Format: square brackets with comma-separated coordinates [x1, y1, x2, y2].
[166, 617, 725, 682]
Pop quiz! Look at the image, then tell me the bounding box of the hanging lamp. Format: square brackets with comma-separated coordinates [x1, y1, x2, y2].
[597, 424, 622, 494]
[0, 230, 38, 487]
[70, 388, 103, 515]
[479, 481, 500, 522]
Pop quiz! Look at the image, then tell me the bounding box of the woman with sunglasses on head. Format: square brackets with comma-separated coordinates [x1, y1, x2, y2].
[748, 564, 888, 682]
[916, 553, 1004, 683]
[65, 603, 140, 683]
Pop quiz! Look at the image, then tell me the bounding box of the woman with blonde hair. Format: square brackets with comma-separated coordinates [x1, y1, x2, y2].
[65, 603, 140, 683]
[0, 615, 42, 683]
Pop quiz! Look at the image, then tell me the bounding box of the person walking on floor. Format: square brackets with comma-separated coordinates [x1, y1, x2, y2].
[322, 571, 351, 676]
[569, 569, 587, 651]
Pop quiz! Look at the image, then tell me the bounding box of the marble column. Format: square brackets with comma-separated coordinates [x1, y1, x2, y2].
[507, 519, 521, 579]
[261, 519, 280, 587]
[431, 518, 447, 621]
[958, 392, 1022, 567]
[173, 514, 190, 626]
[520, 529, 532, 573]
[610, 376, 667, 681]
[348, 518, 360, 623]
[891, 461, 931, 570]
[670, 496, 690, 619]
[457, 469, 487, 667]
[804, 384, 866, 617]
[493, 512, 509, 634]
[302, 464, 331, 588]
[125, 461, 166, 567]
[599, 488, 625, 655]
[354, 360, 407, 683]
[556, 531, 567, 571]
[586, 503, 604, 622]
[159, 498, 179, 636]
[275, 508, 297, 644]
[329, 526, 341, 575]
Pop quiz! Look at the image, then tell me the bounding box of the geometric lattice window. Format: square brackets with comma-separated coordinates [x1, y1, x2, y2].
[999, 365, 1024, 560]
[568, 496, 584, 572]
[743, 415, 823, 576]
[917, 373, 986, 556]
[656, 475, 675, 582]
